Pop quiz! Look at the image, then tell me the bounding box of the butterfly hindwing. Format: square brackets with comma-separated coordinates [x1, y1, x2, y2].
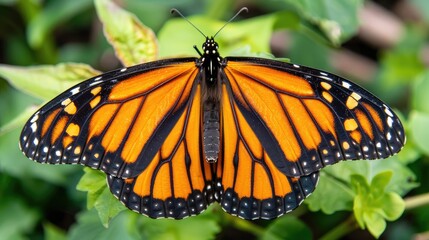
[222, 57, 405, 178]
[218, 83, 319, 220]
[19, 58, 200, 179]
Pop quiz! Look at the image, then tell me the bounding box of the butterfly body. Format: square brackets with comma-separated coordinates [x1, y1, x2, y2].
[199, 37, 223, 162]
[20, 36, 405, 220]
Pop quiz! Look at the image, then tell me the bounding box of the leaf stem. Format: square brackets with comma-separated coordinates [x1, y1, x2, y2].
[404, 192, 429, 210]
[319, 215, 359, 240]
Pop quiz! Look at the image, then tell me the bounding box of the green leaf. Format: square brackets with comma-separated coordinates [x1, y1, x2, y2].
[376, 28, 425, 101]
[140, 210, 221, 240]
[94, 187, 128, 228]
[27, 0, 93, 48]
[362, 209, 386, 238]
[352, 172, 405, 238]
[0, 63, 101, 100]
[0, 127, 78, 183]
[0, 105, 38, 136]
[76, 168, 126, 227]
[76, 168, 107, 208]
[409, 111, 429, 156]
[305, 171, 354, 213]
[261, 216, 312, 240]
[282, 0, 364, 44]
[69, 210, 140, 240]
[306, 158, 415, 214]
[289, 32, 332, 71]
[95, 0, 158, 66]
[411, 70, 429, 114]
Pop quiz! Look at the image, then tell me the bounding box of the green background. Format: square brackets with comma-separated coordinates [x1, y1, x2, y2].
[0, 0, 428, 239]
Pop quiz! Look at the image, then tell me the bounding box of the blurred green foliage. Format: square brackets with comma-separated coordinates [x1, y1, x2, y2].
[0, 0, 428, 239]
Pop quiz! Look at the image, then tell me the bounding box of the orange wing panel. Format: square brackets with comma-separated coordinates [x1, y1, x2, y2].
[109, 63, 196, 101]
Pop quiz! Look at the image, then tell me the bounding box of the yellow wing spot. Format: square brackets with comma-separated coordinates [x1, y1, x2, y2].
[351, 92, 362, 101]
[330, 140, 335, 146]
[66, 123, 80, 137]
[64, 102, 77, 115]
[91, 86, 102, 95]
[90, 96, 101, 108]
[94, 153, 100, 158]
[321, 82, 332, 90]
[346, 96, 358, 109]
[342, 141, 350, 150]
[61, 98, 71, 106]
[74, 146, 82, 155]
[322, 149, 328, 155]
[322, 91, 333, 103]
[88, 144, 93, 150]
[346, 92, 361, 110]
[344, 118, 358, 131]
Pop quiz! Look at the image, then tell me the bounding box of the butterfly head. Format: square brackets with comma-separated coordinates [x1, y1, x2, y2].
[202, 37, 220, 58]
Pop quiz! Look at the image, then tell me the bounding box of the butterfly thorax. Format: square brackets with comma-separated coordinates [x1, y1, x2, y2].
[201, 37, 222, 86]
[200, 37, 222, 163]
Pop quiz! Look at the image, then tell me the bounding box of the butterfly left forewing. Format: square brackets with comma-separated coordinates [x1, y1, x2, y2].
[19, 59, 200, 179]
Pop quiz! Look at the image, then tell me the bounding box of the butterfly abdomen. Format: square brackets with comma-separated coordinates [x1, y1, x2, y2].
[203, 101, 220, 162]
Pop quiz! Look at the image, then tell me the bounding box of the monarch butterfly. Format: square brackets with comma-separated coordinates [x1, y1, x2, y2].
[19, 8, 405, 220]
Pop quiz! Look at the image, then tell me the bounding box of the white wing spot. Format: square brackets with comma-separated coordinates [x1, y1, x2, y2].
[30, 114, 39, 123]
[30, 122, 37, 132]
[293, 64, 300, 68]
[387, 117, 394, 127]
[33, 138, 39, 145]
[89, 80, 102, 86]
[55, 150, 61, 156]
[384, 106, 394, 117]
[387, 132, 392, 140]
[70, 87, 80, 95]
[342, 81, 351, 89]
[320, 75, 333, 81]
[120, 68, 127, 72]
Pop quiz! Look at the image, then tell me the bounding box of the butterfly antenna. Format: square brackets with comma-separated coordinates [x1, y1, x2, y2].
[171, 8, 206, 38]
[213, 7, 248, 38]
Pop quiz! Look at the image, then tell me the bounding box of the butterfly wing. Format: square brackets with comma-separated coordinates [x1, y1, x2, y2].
[19, 58, 201, 179]
[20, 58, 219, 219]
[219, 83, 319, 219]
[222, 57, 405, 178]
[107, 84, 217, 219]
